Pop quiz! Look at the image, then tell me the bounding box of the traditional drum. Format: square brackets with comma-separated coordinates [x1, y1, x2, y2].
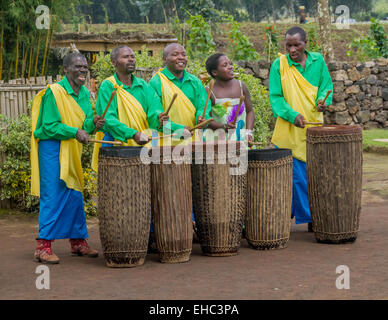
[98, 146, 150, 267]
[191, 141, 246, 256]
[150, 146, 193, 263]
[306, 125, 362, 244]
[246, 148, 293, 250]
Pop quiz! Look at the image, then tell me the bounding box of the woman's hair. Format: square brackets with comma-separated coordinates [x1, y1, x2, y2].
[206, 53, 226, 78]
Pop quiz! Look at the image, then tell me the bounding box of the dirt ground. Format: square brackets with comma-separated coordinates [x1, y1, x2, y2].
[0, 152, 387, 300]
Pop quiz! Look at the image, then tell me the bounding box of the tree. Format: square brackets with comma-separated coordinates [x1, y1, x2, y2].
[317, 0, 334, 62]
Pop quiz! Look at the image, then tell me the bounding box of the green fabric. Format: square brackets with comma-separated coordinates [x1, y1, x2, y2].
[97, 73, 164, 141]
[34, 76, 95, 140]
[148, 67, 210, 132]
[269, 51, 333, 124]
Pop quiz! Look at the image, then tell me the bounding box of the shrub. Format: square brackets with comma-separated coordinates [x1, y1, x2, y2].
[0, 112, 99, 216]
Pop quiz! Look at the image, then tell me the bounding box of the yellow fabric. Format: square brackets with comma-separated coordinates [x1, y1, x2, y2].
[271, 53, 321, 162]
[31, 84, 85, 197]
[91, 76, 152, 171]
[157, 71, 198, 145]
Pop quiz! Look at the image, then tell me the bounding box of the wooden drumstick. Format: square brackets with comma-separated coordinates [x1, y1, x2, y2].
[304, 121, 323, 125]
[190, 118, 214, 132]
[322, 90, 332, 105]
[158, 93, 178, 129]
[231, 96, 245, 125]
[202, 80, 214, 118]
[89, 139, 122, 145]
[150, 134, 177, 141]
[93, 91, 117, 134]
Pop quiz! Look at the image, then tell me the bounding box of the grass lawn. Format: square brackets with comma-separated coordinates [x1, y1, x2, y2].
[363, 129, 388, 153]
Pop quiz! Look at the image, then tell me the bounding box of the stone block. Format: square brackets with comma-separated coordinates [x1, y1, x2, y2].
[347, 68, 361, 81]
[356, 110, 370, 123]
[345, 85, 360, 94]
[334, 111, 352, 125]
[370, 97, 383, 111]
[333, 70, 348, 81]
[366, 75, 377, 85]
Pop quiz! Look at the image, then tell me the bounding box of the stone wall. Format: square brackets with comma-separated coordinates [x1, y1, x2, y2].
[238, 58, 388, 129]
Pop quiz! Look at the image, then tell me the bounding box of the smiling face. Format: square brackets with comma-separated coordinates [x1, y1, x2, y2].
[64, 56, 88, 87]
[213, 55, 234, 80]
[112, 46, 136, 74]
[285, 33, 306, 63]
[163, 44, 188, 75]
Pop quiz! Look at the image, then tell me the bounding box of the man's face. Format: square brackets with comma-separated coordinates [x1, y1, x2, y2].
[285, 33, 306, 62]
[64, 56, 88, 86]
[113, 47, 136, 74]
[164, 45, 188, 74]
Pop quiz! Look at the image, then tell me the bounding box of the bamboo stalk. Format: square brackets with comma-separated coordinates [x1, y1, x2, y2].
[89, 139, 122, 145]
[27, 46, 33, 79]
[34, 33, 41, 78]
[43, 28, 54, 77]
[41, 29, 50, 76]
[190, 118, 214, 132]
[21, 45, 28, 79]
[15, 24, 20, 78]
[0, 13, 4, 81]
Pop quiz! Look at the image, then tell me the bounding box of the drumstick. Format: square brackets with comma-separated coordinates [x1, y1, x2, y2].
[248, 141, 264, 146]
[202, 80, 214, 118]
[231, 96, 245, 125]
[304, 121, 323, 125]
[190, 118, 214, 132]
[322, 90, 332, 104]
[93, 91, 117, 134]
[150, 134, 177, 141]
[158, 93, 178, 129]
[89, 139, 122, 145]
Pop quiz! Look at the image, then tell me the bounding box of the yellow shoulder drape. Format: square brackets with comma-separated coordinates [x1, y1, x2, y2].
[271, 54, 321, 162]
[91, 76, 152, 171]
[31, 84, 85, 197]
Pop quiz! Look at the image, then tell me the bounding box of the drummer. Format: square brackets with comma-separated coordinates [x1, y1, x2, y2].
[91, 45, 170, 171]
[269, 26, 333, 231]
[148, 43, 213, 142]
[31, 52, 105, 264]
[204, 53, 255, 143]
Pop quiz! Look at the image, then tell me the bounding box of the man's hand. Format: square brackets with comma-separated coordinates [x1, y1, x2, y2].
[158, 112, 169, 126]
[76, 129, 90, 144]
[316, 99, 327, 112]
[294, 114, 306, 128]
[224, 122, 237, 131]
[93, 115, 105, 130]
[133, 132, 150, 145]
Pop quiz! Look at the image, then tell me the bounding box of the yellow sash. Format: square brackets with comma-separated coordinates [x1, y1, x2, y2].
[31, 84, 85, 197]
[271, 54, 321, 162]
[157, 70, 200, 145]
[91, 76, 152, 171]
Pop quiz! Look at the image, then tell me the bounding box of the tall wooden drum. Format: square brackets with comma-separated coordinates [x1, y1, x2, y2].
[150, 146, 193, 263]
[306, 125, 363, 244]
[98, 146, 150, 267]
[191, 141, 247, 256]
[246, 149, 293, 250]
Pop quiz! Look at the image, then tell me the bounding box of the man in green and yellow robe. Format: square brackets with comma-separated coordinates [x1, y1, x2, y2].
[148, 43, 212, 143]
[31, 52, 104, 264]
[91, 45, 169, 171]
[269, 27, 333, 228]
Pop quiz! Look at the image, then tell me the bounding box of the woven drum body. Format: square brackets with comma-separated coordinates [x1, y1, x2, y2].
[246, 149, 293, 250]
[191, 142, 247, 257]
[306, 125, 363, 244]
[98, 147, 151, 267]
[151, 147, 193, 263]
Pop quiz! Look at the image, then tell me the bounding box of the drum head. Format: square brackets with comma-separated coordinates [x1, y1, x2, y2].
[99, 146, 143, 158]
[307, 125, 361, 136]
[248, 148, 292, 161]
